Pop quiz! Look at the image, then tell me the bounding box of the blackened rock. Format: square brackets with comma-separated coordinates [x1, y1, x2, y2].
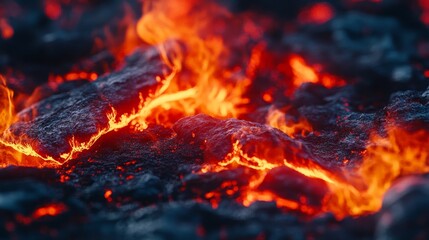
[182, 167, 253, 197]
[3, 46, 172, 161]
[0, 166, 56, 182]
[258, 167, 329, 207]
[173, 114, 316, 166]
[283, 12, 427, 93]
[386, 90, 429, 129]
[0, 179, 56, 213]
[117, 173, 163, 203]
[376, 176, 429, 240]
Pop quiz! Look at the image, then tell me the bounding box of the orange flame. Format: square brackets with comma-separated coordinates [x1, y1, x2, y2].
[213, 126, 429, 218]
[266, 107, 313, 137]
[135, 0, 251, 123]
[290, 55, 346, 88]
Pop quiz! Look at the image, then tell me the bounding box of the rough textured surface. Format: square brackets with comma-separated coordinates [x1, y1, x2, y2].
[4, 47, 170, 159]
[173, 114, 315, 166]
[1, 0, 429, 239]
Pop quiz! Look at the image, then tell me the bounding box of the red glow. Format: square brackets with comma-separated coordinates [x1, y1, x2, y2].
[299, 3, 334, 24]
[33, 203, 67, 218]
[44, 0, 62, 20]
[49, 71, 98, 84]
[420, 0, 429, 9]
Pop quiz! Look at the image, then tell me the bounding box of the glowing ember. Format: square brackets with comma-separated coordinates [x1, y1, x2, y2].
[299, 2, 335, 24]
[33, 203, 67, 218]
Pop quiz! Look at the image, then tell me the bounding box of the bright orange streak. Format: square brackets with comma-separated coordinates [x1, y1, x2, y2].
[32, 203, 67, 218]
[0, 76, 14, 132]
[290, 56, 318, 86]
[0, 67, 182, 165]
[215, 127, 429, 218]
[327, 128, 429, 217]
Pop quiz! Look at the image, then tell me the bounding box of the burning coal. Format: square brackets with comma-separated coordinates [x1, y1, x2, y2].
[1, 0, 429, 239]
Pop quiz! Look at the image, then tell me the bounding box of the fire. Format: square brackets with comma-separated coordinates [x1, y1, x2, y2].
[216, 126, 429, 218]
[48, 71, 98, 84]
[0, 76, 24, 166]
[0, 76, 14, 133]
[1, 0, 429, 222]
[266, 107, 312, 137]
[326, 127, 429, 217]
[135, 0, 251, 123]
[289, 55, 346, 89]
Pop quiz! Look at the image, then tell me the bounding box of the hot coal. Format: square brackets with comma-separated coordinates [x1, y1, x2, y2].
[174, 114, 316, 166]
[258, 167, 329, 207]
[3, 46, 170, 160]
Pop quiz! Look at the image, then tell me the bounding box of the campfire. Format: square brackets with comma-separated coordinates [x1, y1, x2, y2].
[1, 0, 429, 239]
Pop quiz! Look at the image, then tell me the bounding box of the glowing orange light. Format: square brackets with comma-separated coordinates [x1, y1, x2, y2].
[289, 55, 345, 89]
[33, 203, 67, 218]
[266, 107, 312, 137]
[104, 190, 113, 200]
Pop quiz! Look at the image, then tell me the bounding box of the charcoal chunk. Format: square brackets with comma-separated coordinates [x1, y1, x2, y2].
[259, 166, 329, 207]
[376, 176, 429, 240]
[173, 114, 316, 166]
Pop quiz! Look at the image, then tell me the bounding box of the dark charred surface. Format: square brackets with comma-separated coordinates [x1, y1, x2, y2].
[4, 47, 169, 159]
[1, 0, 429, 240]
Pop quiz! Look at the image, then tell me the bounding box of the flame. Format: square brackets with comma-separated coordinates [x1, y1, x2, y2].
[290, 55, 346, 89]
[326, 127, 429, 217]
[213, 126, 429, 218]
[0, 76, 24, 166]
[135, 0, 251, 123]
[266, 107, 312, 137]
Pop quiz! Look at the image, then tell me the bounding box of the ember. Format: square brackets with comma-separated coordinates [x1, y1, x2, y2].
[1, 0, 429, 239]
